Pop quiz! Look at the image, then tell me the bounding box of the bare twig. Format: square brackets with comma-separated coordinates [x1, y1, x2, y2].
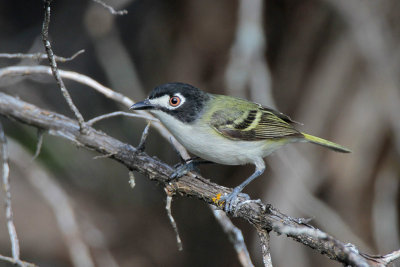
[0, 49, 85, 62]
[32, 129, 44, 160]
[41, 0, 86, 132]
[87, 111, 158, 126]
[0, 123, 21, 264]
[210, 205, 254, 267]
[257, 228, 272, 267]
[9, 139, 96, 267]
[380, 249, 400, 265]
[1, 90, 395, 266]
[0, 65, 190, 160]
[128, 171, 135, 189]
[137, 122, 151, 152]
[0, 255, 37, 267]
[92, 0, 128, 15]
[270, 219, 370, 267]
[164, 188, 183, 251]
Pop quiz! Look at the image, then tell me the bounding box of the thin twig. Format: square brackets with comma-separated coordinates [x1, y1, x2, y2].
[0, 123, 21, 263]
[0, 65, 190, 160]
[380, 249, 400, 265]
[210, 205, 254, 267]
[41, 0, 86, 132]
[32, 129, 44, 160]
[128, 171, 135, 189]
[87, 111, 158, 126]
[0, 254, 37, 267]
[0, 49, 85, 62]
[257, 228, 273, 267]
[137, 122, 151, 152]
[164, 189, 183, 251]
[92, 0, 128, 15]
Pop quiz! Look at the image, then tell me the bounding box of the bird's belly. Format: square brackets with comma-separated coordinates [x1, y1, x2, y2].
[170, 124, 284, 165]
[152, 111, 289, 165]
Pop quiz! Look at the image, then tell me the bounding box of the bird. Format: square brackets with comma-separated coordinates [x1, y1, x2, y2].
[130, 82, 350, 212]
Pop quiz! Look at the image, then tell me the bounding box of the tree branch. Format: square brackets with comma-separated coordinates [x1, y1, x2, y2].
[0, 123, 21, 265]
[210, 205, 254, 267]
[41, 0, 86, 131]
[0, 49, 85, 62]
[257, 228, 272, 267]
[0, 92, 398, 266]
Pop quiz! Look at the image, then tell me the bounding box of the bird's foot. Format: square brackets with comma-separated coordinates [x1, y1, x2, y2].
[219, 188, 250, 214]
[170, 160, 200, 180]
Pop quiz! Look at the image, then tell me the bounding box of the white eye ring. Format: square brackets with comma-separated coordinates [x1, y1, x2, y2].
[167, 93, 185, 109]
[148, 93, 186, 110]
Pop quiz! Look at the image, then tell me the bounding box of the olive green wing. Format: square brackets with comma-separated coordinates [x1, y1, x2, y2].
[209, 105, 303, 141]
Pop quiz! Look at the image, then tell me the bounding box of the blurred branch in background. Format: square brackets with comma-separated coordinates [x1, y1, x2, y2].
[225, 0, 273, 106]
[0, 123, 29, 267]
[210, 206, 254, 267]
[10, 140, 96, 267]
[85, 0, 145, 101]
[9, 139, 119, 267]
[92, 0, 128, 16]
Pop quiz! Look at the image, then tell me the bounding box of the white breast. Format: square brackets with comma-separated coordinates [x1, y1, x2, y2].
[152, 111, 289, 166]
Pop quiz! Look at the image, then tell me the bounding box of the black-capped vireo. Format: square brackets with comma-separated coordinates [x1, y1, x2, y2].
[130, 82, 350, 212]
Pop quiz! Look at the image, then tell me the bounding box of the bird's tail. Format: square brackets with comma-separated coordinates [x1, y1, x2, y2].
[302, 133, 351, 153]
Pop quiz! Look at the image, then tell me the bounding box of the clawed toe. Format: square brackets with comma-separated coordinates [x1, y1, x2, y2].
[219, 188, 249, 214]
[170, 161, 199, 180]
[170, 166, 189, 180]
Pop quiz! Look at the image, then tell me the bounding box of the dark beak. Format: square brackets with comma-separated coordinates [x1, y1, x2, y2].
[130, 99, 155, 110]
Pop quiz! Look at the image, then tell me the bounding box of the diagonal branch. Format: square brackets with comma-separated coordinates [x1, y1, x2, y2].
[41, 0, 86, 131]
[210, 205, 254, 267]
[0, 92, 398, 267]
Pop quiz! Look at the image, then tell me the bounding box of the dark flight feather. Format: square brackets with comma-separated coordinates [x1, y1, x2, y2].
[210, 106, 303, 141]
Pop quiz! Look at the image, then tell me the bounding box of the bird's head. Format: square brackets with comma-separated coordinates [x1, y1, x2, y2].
[130, 82, 210, 123]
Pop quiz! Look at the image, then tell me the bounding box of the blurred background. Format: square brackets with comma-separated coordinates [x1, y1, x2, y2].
[0, 0, 400, 266]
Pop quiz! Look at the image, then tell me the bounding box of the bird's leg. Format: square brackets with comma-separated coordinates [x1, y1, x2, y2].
[220, 161, 266, 214]
[170, 157, 213, 180]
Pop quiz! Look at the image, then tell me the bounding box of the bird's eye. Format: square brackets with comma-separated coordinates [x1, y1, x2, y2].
[169, 96, 181, 107]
